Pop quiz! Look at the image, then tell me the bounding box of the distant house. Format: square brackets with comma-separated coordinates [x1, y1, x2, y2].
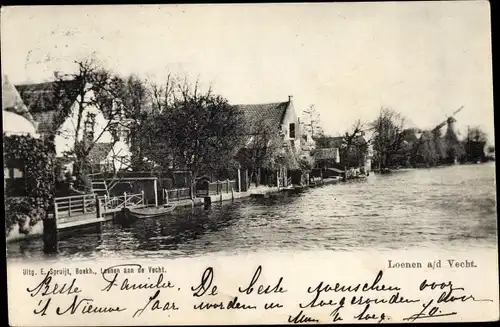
[16, 80, 131, 173]
[313, 148, 340, 168]
[311, 148, 345, 179]
[315, 134, 373, 173]
[233, 95, 303, 187]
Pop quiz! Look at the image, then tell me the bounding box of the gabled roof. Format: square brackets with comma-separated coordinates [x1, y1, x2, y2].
[313, 148, 340, 160]
[2, 75, 37, 126]
[16, 80, 81, 113]
[233, 101, 290, 131]
[16, 79, 81, 134]
[88, 142, 114, 164]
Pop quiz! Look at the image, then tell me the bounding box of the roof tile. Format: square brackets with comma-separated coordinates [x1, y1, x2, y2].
[233, 101, 289, 132]
[15, 79, 81, 134]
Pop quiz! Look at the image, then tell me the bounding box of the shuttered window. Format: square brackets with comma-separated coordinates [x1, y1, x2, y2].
[289, 123, 295, 138]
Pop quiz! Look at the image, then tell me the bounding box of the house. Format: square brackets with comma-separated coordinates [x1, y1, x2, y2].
[235, 96, 301, 150]
[15, 79, 131, 174]
[314, 134, 373, 174]
[311, 148, 345, 179]
[313, 148, 340, 168]
[233, 95, 303, 187]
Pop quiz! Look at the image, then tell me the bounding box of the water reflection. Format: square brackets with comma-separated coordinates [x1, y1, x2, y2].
[6, 163, 497, 260]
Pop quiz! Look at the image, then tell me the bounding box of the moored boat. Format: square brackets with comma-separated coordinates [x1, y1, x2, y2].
[118, 204, 177, 224]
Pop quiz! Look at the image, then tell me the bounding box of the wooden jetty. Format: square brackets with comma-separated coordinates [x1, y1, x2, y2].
[43, 191, 148, 253]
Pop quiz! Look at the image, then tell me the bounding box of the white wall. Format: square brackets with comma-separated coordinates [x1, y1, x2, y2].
[103, 140, 132, 171]
[280, 100, 302, 152]
[54, 91, 113, 157]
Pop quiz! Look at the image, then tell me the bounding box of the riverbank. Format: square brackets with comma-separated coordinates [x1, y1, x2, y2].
[5, 180, 336, 243]
[6, 164, 496, 259]
[6, 174, 362, 244]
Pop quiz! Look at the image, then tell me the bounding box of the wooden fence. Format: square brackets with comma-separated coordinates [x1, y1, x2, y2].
[54, 194, 97, 219]
[163, 187, 191, 204]
[195, 180, 236, 197]
[100, 191, 146, 212]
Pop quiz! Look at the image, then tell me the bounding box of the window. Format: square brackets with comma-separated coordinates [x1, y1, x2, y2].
[13, 168, 23, 178]
[289, 123, 296, 138]
[4, 162, 26, 197]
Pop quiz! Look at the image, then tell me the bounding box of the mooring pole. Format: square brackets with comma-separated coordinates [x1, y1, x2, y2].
[153, 180, 158, 207]
[43, 200, 58, 254]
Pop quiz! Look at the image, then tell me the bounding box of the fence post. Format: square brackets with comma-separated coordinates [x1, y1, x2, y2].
[83, 196, 87, 214]
[226, 180, 229, 193]
[44, 201, 59, 254]
[124, 192, 127, 207]
[53, 200, 59, 222]
[96, 197, 102, 218]
[166, 190, 169, 204]
[277, 171, 280, 191]
[153, 179, 158, 207]
[237, 168, 241, 192]
[104, 195, 108, 212]
[68, 197, 72, 216]
[141, 190, 145, 207]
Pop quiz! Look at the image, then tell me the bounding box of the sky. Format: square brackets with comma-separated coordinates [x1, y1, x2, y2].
[1, 2, 495, 144]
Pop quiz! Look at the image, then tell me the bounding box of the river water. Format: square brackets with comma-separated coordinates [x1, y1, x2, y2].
[7, 163, 498, 261]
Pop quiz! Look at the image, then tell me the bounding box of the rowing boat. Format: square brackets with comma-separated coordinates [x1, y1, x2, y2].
[119, 204, 177, 223]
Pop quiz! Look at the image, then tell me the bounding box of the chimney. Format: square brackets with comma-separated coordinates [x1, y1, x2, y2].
[288, 95, 293, 102]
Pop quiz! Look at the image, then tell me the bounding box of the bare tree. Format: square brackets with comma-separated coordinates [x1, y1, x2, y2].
[371, 108, 407, 169]
[49, 58, 126, 189]
[148, 73, 178, 114]
[340, 119, 368, 167]
[147, 78, 245, 187]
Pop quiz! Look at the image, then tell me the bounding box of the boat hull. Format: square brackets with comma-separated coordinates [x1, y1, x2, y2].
[118, 205, 176, 224]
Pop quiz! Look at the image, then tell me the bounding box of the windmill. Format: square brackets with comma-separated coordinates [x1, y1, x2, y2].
[432, 106, 464, 134]
[430, 106, 464, 164]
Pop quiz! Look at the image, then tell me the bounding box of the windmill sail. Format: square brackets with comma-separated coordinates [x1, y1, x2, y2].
[433, 120, 447, 132]
[432, 106, 464, 132]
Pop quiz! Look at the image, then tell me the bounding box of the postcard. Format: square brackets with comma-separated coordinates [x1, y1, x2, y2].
[2, 2, 498, 326]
